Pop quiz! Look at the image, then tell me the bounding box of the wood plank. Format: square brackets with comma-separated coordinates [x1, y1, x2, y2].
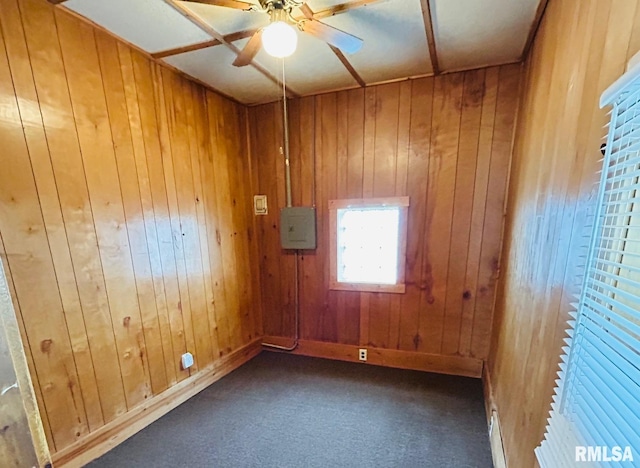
[263, 337, 483, 378]
[207, 92, 243, 351]
[180, 78, 215, 366]
[417, 72, 463, 355]
[470, 64, 520, 359]
[270, 98, 292, 340]
[0, 0, 104, 432]
[135, 58, 188, 384]
[152, 65, 193, 376]
[126, 48, 178, 387]
[151, 39, 220, 59]
[296, 97, 318, 341]
[242, 103, 264, 339]
[459, 67, 499, 356]
[388, 80, 412, 350]
[235, 101, 262, 342]
[330, 91, 362, 344]
[306, 95, 326, 341]
[441, 69, 484, 355]
[188, 84, 221, 359]
[0, 2, 88, 447]
[358, 87, 377, 346]
[251, 103, 282, 338]
[201, 91, 232, 357]
[219, 97, 256, 345]
[419, 0, 440, 74]
[56, 10, 152, 407]
[368, 83, 400, 349]
[312, 0, 383, 20]
[520, 0, 550, 60]
[1, 0, 265, 455]
[95, 31, 169, 395]
[329, 45, 366, 87]
[342, 89, 365, 345]
[319, 93, 338, 342]
[486, 0, 640, 464]
[159, 68, 201, 372]
[17, 0, 129, 434]
[398, 77, 434, 351]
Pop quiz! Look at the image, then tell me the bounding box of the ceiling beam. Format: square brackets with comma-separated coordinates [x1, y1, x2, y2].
[224, 28, 259, 43]
[521, 0, 549, 60]
[329, 45, 366, 87]
[183, 0, 254, 10]
[419, 0, 439, 75]
[300, 3, 366, 87]
[151, 29, 257, 59]
[312, 0, 384, 20]
[152, 39, 222, 59]
[164, 0, 299, 98]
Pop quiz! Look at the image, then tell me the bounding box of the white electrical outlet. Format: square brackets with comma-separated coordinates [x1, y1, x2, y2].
[358, 348, 367, 362]
[181, 352, 194, 370]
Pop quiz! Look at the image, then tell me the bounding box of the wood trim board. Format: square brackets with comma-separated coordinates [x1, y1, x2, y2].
[521, 0, 550, 60]
[419, 0, 440, 74]
[483, 365, 507, 468]
[52, 338, 262, 468]
[262, 337, 483, 378]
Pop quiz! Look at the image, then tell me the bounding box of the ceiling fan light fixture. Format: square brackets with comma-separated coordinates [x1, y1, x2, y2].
[262, 20, 297, 58]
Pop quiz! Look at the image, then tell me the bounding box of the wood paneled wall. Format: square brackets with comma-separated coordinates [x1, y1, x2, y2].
[488, 0, 640, 466]
[249, 64, 521, 363]
[0, 0, 261, 456]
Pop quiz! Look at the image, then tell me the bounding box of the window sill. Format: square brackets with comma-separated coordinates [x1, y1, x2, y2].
[329, 281, 406, 294]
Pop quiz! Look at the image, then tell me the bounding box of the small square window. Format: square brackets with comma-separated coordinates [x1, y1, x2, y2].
[329, 197, 409, 293]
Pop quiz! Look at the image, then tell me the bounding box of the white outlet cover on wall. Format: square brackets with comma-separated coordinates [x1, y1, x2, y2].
[181, 352, 194, 369]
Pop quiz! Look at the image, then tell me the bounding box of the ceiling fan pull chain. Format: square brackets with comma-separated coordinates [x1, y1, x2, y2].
[282, 57, 293, 208]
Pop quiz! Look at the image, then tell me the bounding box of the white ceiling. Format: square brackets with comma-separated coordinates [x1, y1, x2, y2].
[63, 0, 542, 105]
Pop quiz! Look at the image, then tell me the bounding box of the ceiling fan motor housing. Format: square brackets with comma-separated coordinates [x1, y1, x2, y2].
[267, 0, 293, 23]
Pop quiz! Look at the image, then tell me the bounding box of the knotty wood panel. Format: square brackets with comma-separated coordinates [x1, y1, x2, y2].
[249, 65, 521, 362]
[0, 0, 261, 455]
[488, 0, 640, 466]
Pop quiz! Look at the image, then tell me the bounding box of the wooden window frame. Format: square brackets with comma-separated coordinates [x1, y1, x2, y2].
[329, 196, 409, 294]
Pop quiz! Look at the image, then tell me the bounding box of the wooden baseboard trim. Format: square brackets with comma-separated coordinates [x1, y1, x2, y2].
[52, 338, 262, 468]
[483, 364, 507, 468]
[262, 337, 483, 378]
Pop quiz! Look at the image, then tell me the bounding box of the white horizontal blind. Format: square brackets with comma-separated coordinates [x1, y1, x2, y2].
[537, 66, 640, 466]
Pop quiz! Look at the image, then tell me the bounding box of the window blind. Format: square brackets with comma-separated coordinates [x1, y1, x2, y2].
[536, 63, 640, 466]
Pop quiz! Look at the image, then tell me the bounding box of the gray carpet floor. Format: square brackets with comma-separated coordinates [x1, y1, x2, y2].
[88, 352, 493, 468]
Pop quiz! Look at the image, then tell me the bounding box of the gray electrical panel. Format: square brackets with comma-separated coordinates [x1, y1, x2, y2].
[280, 207, 317, 249]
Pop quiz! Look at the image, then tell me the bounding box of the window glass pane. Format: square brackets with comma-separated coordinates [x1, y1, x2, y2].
[337, 207, 400, 284]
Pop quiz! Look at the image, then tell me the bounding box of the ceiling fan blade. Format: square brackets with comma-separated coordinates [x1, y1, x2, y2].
[232, 29, 263, 67]
[182, 0, 255, 10]
[302, 19, 363, 55]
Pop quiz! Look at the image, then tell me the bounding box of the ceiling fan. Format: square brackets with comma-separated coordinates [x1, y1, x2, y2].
[183, 0, 364, 66]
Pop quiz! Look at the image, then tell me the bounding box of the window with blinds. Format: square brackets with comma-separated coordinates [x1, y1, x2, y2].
[536, 64, 640, 466]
